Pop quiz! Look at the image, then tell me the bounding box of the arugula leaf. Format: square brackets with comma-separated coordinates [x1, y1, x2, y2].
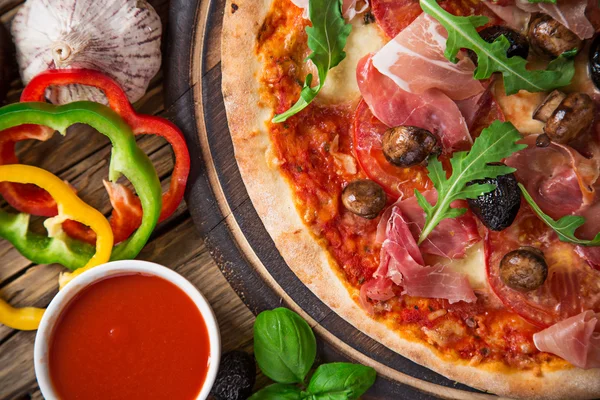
[305, 363, 376, 400]
[272, 0, 352, 123]
[519, 183, 600, 246]
[253, 308, 317, 384]
[527, 0, 556, 3]
[419, 0, 575, 95]
[416, 120, 526, 244]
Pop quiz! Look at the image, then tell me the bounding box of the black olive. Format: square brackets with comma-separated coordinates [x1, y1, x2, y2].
[341, 180, 387, 219]
[382, 126, 440, 167]
[466, 171, 520, 231]
[528, 14, 582, 58]
[210, 351, 256, 400]
[590, 35, 600, 91]
[500, 247, 548, 292]
[544, 93, 594, 144]
[466, 26, 529, 65]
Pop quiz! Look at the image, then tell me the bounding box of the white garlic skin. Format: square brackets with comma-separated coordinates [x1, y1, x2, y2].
[12, 0, 162, 104]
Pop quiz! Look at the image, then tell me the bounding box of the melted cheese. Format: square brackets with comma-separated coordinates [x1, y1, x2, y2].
[493, 79, 545, 135]
[428, 242, 488, 290]
[318, 20, 385, 104]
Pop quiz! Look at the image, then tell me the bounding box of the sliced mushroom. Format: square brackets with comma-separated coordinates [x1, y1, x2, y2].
[544, 93, 594, 144]
[499, 247, 548, 292]
[341, 180, 387, 219]
[382, 126, 441, 167]
[528, 14, 582, 58]
[532, 90, 566, 123]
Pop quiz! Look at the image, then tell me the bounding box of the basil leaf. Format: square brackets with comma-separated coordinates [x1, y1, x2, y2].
[272, 0, 352, 123]
[519, 184, 600, 246]
[419, 0, 575, 95]
[254, 308, 317, 383]
[416, 121, 525, 244]
[249, 383, 303, 400]
[304, 363, 376, 400]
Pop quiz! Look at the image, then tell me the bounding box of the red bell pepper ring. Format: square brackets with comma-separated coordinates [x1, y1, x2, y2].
[0, 69, 190, 244]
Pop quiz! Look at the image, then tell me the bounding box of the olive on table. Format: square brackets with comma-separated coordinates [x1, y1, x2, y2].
[528, 14, 582, 58]
[382, 126, 441, 167]
[471, 25, 530, 64]
[499, 248, 548, 292]
[210, 351, 256, 400]
[466, 171, 520, 231]
[342, 179, 387, 219]
[544, 92, 594, 144]
[590, 35, 600, 91]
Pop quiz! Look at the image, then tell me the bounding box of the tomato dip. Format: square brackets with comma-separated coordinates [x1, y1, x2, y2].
[48, 274, 210, 400]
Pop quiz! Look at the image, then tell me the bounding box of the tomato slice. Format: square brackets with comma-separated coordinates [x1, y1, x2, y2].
[371, 0, 502, 39]
[353, 101, 431, 199]
[486, 205, 600, 328]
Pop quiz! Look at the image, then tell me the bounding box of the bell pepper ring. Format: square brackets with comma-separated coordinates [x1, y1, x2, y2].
[0, 101, 162, 269]
[0, 68, 190, 243]
[0, 164, 113, 331]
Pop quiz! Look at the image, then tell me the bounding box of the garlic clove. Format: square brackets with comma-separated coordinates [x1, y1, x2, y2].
[12, 0, 162, 105]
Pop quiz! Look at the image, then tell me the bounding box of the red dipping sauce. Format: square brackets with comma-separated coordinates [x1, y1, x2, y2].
[48, 274, 210, 400]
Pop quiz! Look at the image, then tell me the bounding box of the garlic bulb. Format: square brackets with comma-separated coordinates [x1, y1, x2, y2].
[11, 0, 162, 104]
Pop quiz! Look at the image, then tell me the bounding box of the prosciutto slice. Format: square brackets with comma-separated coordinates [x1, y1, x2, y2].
[290, 0, 368, 20]
[357, 54, 472, 153]
[372, 206, 476, 304]
[533, 311, 600, 369]
[372, 14, 483, 100]
[515, 0, 594, 40]
[505, 135, 600, 220]
[483, 1, 530, 31]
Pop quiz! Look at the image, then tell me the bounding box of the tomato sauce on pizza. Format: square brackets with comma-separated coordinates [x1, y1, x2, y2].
[228, 0, 600, 394]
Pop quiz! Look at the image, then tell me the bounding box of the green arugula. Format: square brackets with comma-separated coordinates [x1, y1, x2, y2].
[520, 184, 600, 246]
[272, 0, 352, 123]
[527, 0, 557, 3]
[416, 121, 526, 244]
[249, 308, 376, 399]
[419, 0, 575, 95]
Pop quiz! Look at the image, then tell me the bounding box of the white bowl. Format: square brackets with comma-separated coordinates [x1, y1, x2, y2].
[34, 260, 221, 400]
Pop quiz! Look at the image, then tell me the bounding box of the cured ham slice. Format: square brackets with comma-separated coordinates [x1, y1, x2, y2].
[533, 311, 600, 369]
[372, 14, 483, 100]
[516, 0, 594, 40]
[482, 1, 531, 31]
[505, 135, 600, 220]
[290, 0, 369, 20]
[357, 54, 472, 153]
[371, 206, 477, 304]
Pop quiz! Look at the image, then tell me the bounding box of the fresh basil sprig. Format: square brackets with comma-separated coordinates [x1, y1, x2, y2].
[250, 308, 376, 399]
[520, 184, 600, 246]
[419, 0, 575, 95]
[272, 0, 352, 123]
[416, 121, 526, 244]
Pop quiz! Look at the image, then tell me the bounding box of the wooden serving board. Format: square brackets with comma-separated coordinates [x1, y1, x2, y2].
[164, 1, 498, 399]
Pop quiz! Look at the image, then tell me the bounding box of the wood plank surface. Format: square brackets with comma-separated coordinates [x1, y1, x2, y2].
[0, 1, 261, 398]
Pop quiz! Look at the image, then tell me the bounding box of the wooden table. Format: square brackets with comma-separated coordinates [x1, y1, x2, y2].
[0, 1, 261, 398]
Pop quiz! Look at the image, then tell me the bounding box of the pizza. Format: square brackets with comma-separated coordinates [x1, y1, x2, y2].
[221, 0, 600, 398]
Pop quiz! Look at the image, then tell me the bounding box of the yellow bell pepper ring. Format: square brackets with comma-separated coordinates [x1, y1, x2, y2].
[0, 164, 113, 330]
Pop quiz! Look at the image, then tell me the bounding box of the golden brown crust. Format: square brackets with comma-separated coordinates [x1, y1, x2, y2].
[220, 1, 600, 398]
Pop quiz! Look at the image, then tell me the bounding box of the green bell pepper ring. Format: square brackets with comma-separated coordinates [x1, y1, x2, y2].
[0, 101, 161, 269]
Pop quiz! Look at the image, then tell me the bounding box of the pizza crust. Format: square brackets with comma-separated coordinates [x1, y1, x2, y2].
[220, 1, 600, 398]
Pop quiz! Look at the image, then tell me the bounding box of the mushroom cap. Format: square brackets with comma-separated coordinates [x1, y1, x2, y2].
[11, 0, 162, 104]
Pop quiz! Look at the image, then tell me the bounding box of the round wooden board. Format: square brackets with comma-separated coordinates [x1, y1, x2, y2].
[164, 1, 497, 399]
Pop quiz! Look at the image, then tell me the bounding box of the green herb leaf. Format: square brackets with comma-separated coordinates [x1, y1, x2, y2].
[249, 383, 304, 400]
[419, 0, 575, 95]
[519, 183, 600, 246]
[527, 0, 556, 3]
[417, 120, 526, 244]
[304, 363, 376, 400]
[254, 308, 317, 384]
[272, 0, 352, 123]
